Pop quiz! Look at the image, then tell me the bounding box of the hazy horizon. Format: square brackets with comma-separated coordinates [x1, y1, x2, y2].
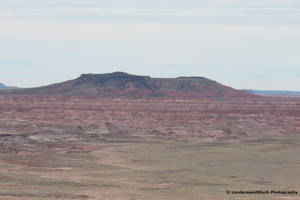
[1, 0, 299, 90]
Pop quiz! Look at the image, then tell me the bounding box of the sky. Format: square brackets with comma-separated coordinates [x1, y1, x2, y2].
[0, 0, 300, 90]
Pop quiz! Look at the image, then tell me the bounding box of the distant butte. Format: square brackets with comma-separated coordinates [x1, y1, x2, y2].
[0, 82, 17, 90]
[0, 72, 256, 98]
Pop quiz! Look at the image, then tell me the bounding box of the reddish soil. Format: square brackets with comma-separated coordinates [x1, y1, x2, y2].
[0, 95, 299, 144]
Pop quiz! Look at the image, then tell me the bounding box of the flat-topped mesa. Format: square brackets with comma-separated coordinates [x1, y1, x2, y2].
[78, 72, 150, 80]
[0, 71, 257, 98]
[176, 76, 208, 80]
[77, 72, 210, 83]
[75, 72, 151, 86]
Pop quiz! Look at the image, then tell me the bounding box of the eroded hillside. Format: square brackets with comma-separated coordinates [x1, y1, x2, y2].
[0, 95, 299, 153]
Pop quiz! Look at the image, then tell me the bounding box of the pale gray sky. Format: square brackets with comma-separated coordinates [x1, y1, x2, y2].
[1, 0, 299, 90]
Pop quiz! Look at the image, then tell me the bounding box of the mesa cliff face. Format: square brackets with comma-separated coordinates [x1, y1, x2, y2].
[0, 72, 255, 98]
